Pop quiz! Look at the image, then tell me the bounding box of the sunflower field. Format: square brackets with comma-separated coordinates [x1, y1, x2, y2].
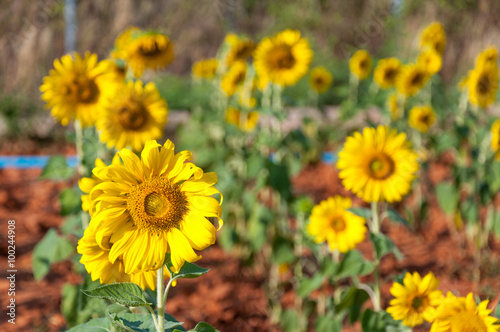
[2, 1, 500, 332]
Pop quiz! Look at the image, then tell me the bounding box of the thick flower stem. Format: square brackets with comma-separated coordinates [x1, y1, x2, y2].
[371, 201, 381, 312]
[371, 201, 380, 235]
[156, 268, 165, 332]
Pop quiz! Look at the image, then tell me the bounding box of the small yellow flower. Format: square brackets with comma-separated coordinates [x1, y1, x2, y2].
[192, 58, 218, 80]
[374, 57, 401, 89]
[225, 107, 259, 132]
[337, 126, 420, 203]
[225, 35, 255, 66]
[221, 61, 247, 96]
[254, 29, 313, 86]
[468, 63, 499, 108]
[387, 93, 401, 120]
[387, 271, 442, 327]
[409, 105, 436, 133]
[396, 64, 430, 97]
[476, 47, 498, 68]
[349, 50, 373, 80]
[309, 66, 333, 93]
[40, 52, 116, 127]
[430, 292, 500, 332]
[420, 22, 446, 55]
[97, 80, 168, 152]
[491, 120, 500, 160]
[418, 49, 442, 75]
[307, 196, 366, 253]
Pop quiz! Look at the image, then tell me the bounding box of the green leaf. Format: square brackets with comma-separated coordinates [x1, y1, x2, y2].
[336, 287, 370, 323]
[67, 318, 111, 332]
[386, 208, 410, 228]
[315, 312, 342, 332]
[60, 187, 82, 216]
[436, 182, 459, 216]
[370, 233, 403, 260]
[82, 283, 152, 307]
[61, 283, 80, 326]
[111, 313, 182, 332]
[297, 273, 325, 298]
[347, 207, 371, 220]
[336, 250, 374, 279]
[272, 235, 296, 265]
[461, 197, 479, 226]
[40, 155, 75, 180]
[184, 322, 220, 332]
[266, 160, 292, 201]
[280, 309, 301, 332]
[166, 261, 210, 280]
[247, 205, 273, 251]
[32, 228, 74, 280]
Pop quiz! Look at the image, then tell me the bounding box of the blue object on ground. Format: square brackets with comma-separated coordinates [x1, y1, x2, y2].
[0, 155, 78, 169]
[321, 151, 337, 164]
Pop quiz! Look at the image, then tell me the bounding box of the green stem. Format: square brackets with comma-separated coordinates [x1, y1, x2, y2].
[146, 304, 159, 330]
[371, 201, 380, 234]
[74, 119, 89, 228]
[371, 201, 381, 312]
[157, 268, 165, 332]
[348, 74, 359, 105]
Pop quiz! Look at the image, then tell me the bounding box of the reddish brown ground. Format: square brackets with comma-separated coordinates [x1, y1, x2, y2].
[1, 152, 499, 331]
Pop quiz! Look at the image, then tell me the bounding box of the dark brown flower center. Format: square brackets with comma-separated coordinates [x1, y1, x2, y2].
[269, 45, 296, 70]
[65, 76, 100, 104]
[118, 100, 147, 130]
[368, 153, 395, 180]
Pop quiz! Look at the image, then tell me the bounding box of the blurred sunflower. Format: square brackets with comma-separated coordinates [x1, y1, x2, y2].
[396, 64, 430, 97]
[89, 140, 222, 274]
[468, 63, 499, 108]
[309, 66, 333, 93]
[102, 59, 127, 82]
[225, 35, 255, 66]
[491, 120, 500, 160]
[387, 271, 442, 327]
[225, 107, 259, 132]
[409, 105, 436, 133]
[418, 49, 442, 75]
[420, 22, 446, 55]
[112, 27, 174, 77]
[77, 226, 171, 290]
[40, 52, 115, 127]
[307, 196, 366, 253]
[221, 61, 247, 96]
[349, 50, 373, 80]
[97, 80, 168, 152]
[430, 292, 499, 332]
[387, 94, 401, 120]
[374, 57, 401, 89]
[192, 58, 218, 80]
[337, 126, 419, 203]
[254, 29, 313, 86]
[457, 71, 472, 92]
[476, 47, 498, 68]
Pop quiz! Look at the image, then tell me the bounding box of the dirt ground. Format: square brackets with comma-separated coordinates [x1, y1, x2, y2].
[1, 150, 500, 331]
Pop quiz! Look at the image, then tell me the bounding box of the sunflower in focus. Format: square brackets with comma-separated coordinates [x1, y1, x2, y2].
[307, 196, 366, 253]
[468, 63, 499, 108]
[225, 107, 259, 132]
[254, 29, 313, 87]
[221, 61, 247, 96]
[386, 271, 442, 327]
[387, 94, 401, 120]
[225, 35, 255, 66]
[491, 120, 500, 160]
[420, 22, 446, 55]
[192, 58, 218, 80]
[112, 27, 174, 77]
[430, 292, 499, 332]
[97, 80, 168, 152]
[349, 50, 373, 80]
[40, 52, 115, 127]
[476, 47, 498, 68]
[409, 105, 436, 133]
[396, 64, 430, 97]
[337, 126, 419, 203]
[88, 140, 222, 274]
[309, 66, 333, 93]
[418, 49, 442, 75]
[374, 57, 401, 89]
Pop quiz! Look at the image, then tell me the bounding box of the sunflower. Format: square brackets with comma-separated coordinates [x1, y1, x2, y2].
[420, 22, 446, 55]
[254, 29, 313, 87]
[409, 105, 436, 133]
[192, 58, 218, 80]
[374, 58, 401, 89]
[97, 80, 168, 152]
[468, 63, 499, 108]
[221, 61, 247, 96]
[476, 47, 498, 68]
[225, 35, 255, 66]
[112, 27, 174, 77]
[225, 107, 259, 132]
[386, 271, 442, 327]
[337, 126, 420, 203]
[349, 50, 373, 80]
[307, 196, 366, 253]
[40, 52, 115, 127]
[88, 140, 222, 274]
[491, 120, 500, 160]
[387, 93, 401, 120]
[418, 49, 442, 75]
[430, 292, 499, 332]
[309, 66, 333, 93]
[77, 226, 171, 290]
[396, 64, 430, 97]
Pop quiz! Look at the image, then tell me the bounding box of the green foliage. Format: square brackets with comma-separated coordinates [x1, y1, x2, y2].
[336, 250, 375, 279]
[32, 228, 74, 280]
[436, 182, 459, 216]
[82, 283, 152, 307]
[59, 187, 82, 216]
[370, 233, 403, 261]
[336, 287, 370, 323]
[66, 318, 111, 332]
[40, 155, 75, 180]
[110, 313, 182, 332]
